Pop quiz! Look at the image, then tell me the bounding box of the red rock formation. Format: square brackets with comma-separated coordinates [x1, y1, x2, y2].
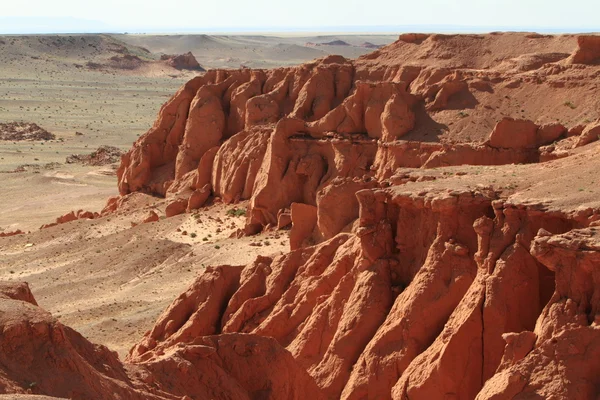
[0, 229, 25, 237]
[160, 51, 204, 71]
[122, 176, 599, 399]
[0, 281, 326, 400]
[40, 210, 99, 229]
[575, 119, 600, 147]
[289, 202, 318, 250]
[480, 227, 600, 398]
[0, 288, 152, 399]
[5, 177, 597, 399]
[488, 117, 539, 149]
[569, 35, 600, 64]
[12, 32, 600, 400]
[113, 32, 600, 239]
[0, 282, 37, 304]
[142, 210, 159, 223]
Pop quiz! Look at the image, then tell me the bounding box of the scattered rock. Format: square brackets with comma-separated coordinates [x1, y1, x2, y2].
[574, 120, 600, 147]
[0, 229, 25, 237]
[66, 145, 122, 166]
[0, 122, 55, 141]
[40, 210, 99, 229]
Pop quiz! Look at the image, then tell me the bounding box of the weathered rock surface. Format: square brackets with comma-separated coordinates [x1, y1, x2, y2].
[4, 179, 600, 398]
[40, 210, 99, 230]
[0, 229, 25, 237]
[114, 32, 600, 242]
[569, 35, 600, 64]
[161, 51, 205, 71]
[5, 32, 600, 400]
[0, 281, 326, 399]
[124, 183, 598, 399]
[479, 227, 600, 399]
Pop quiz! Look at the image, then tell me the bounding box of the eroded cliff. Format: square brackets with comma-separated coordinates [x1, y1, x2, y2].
[2, 32, 600, 400]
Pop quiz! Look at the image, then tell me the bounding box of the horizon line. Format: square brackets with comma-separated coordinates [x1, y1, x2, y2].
[0, 20, 598, 36]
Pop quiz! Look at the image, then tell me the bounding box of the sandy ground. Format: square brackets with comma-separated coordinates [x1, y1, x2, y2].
[0, 35, 195, 232]
[0, 198, 289, 357]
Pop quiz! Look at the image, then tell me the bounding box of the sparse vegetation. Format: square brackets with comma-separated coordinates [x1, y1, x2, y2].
[226, 208, 246, 217]
[564, 101, 577, 109]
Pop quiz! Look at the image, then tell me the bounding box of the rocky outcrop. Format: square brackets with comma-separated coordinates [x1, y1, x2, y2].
[0, 282, 37, 304]
[0, 122, 55, 141]
[123, 180, 598, 399]
[161, 52, 204, 71]
[0, 288, 151, 399]
[479, 227, 600, 398]
[0, 229, 25, 237]
[115, 58, 418, 227]
[487, 118, 567, 149]
[40, 210, 99, 229]
[65, 145, 122, 166]
[0, 281, 326, 400]
[575, 119, 600, 147]
[410, 68, 468, 111]
[113, 32, 600, 238]
[569, 35, 600, 64]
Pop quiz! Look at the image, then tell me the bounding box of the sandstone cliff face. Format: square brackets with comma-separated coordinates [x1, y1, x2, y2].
[0, 281, 327, 399]
[3, 32, 600, 400]
[480, 226, 600, 399]
[126, 183, 597, 399]
[114, 33, 600, 244]
[569, 35, 600, 64]
[2, 187, 598, 399]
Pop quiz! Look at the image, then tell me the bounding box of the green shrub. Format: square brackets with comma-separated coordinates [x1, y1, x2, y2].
[226, 208, 246, 217]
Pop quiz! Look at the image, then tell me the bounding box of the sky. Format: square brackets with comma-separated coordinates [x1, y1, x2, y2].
[0, 0, 599, 34]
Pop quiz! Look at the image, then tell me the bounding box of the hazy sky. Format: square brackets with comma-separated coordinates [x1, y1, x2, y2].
[1, 0, 599, 33]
